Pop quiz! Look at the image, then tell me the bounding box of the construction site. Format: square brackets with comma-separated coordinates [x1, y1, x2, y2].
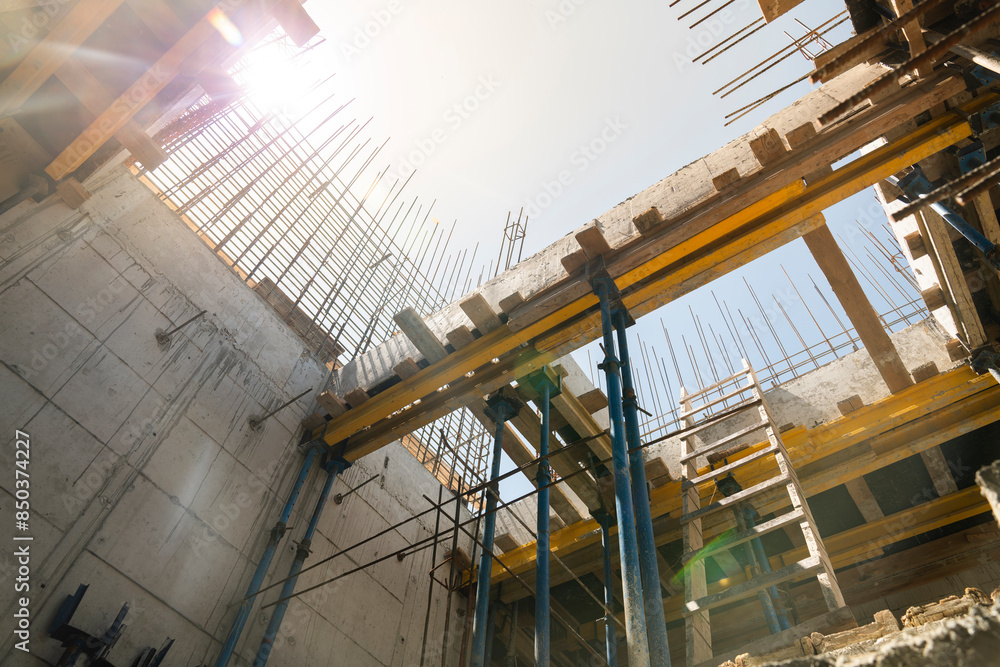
[4, 0, 1000, 665]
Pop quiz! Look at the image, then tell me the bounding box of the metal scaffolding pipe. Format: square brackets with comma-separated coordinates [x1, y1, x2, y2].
[613, 309, 672, 666]
[595, 510, 619, 667]
[741, 506, 791, 631]
[536, 380, 554, 666]
[469, 395, 518, 667]
[595, 278, 651, 667]
[215, 445, 318, 667]
[253, 457, 347, 666]
[890, 172, 1000, 271]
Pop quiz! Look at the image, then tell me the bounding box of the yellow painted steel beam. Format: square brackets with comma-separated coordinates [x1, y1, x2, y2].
[577, 484, 991, 640]
[318, 95, 995, 459]
[474, 367, 999, 587]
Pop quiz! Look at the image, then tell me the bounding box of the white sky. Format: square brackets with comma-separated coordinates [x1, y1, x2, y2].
[244, 2, 920, 501]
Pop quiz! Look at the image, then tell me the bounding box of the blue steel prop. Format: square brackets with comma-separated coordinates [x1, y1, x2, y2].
[215, 444, 319, 667]
[469, 392, 520, 667]
[521, 366, 561, 667]
[595, 510, 619, 667]
[254, 456, 348, 667]
[594, 275, 651, 667]
[613, 308, 672, 666]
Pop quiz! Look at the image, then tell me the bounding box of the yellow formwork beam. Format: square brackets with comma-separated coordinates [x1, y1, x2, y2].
[318, 94, 996, 460]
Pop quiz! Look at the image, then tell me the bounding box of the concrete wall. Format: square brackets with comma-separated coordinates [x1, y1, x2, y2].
[0, 166, 470, 666]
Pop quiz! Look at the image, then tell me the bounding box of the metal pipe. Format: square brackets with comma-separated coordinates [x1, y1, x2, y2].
[594, 278, 651, 667]
[741, 506, 791, 631]
[215, 446, 318, 667]
[595, 511, 619, 667]
[734, 507, 782, 634]
[536, 381, 553, 667]
[613, 309, 671, 666]
[253, 458, 346, 667]
[889, 173, 1000, 271]
[469, 398, 516, 667]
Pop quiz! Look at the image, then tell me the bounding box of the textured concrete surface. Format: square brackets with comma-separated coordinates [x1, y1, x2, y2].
[0, 167, 471, 666]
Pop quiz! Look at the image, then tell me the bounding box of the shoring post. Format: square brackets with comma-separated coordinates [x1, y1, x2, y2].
[594, 510, 619, 667]
[593, 274, 651, 667]
[613, 309, 672, 666]
[741, 505, 791, 631]
[215, 443, 319, 667]
[469, 391, 520, 667]
[253, 456, 349, 667]
[523, 367, 562, 667]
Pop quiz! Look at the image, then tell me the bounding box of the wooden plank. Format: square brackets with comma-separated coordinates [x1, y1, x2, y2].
[911, 361, 939, 383]
[498, 292, 524, 315]
[392, 358, 421, 380]
[681, 473, 791, 525]
[560, 249, 587, 274]
[577, 388, 608, 414]
[683, 507, 806, 565]
[712, 168, 740, 191]
[803, 224, 913, 393]
[679, 417, 768, 464]
[904, 231, 927, 259]
[921, 285, 947, 311]
[270, 0, 320, 46]
[748, 127, 787, 167]
[844, 478, 884, 522]
[55, 177, 90, 209]
[459, 293, 503, 334]
[394, 307, 449, 363]
[632, 206, 664, 234]
[812, 26, 891, 83]
[0, 0, 126, 116]
[446, 326, 476, 351]
[317, 391, 347, 418]
[344, 387, 369, 408]
[44, 13, 221, 180]
[550, 389, 613, 460]
[53, 59, 166, 170]
[575, 222, 612, 259]
[920, 446, 958, 497]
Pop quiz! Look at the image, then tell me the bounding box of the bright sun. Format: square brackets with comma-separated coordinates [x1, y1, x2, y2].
[240, 44, 315, 118]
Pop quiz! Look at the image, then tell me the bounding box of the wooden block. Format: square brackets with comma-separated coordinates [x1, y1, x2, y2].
[632, 206, 664, 234]
[749, 127, 787, 167]
[645, 457, 673, 488]
[921, 286, 947, 312]
[837, 394, 863, 416]
[494, 533, 520, 553]
[317, 391, 347, 418]
[345, 387, 370, 408]
[784, 122, 819, 149]
[575, 222, 612, 259]
[459, 293, 503, 334]
[779, 422, 795, 433]
[560, 249, 588, 274]
[499, 292, 525, 315]
[446, 326, 476, 350]
[784, 123, 832, 184]
[270, 0, 320, 46]
[904, 231, 927, 259]
[911, 361, 939, 383]
[577, 388, 609, 414]
[392, 358, 421, 380]
[394, 307, 449, 363]
[711, 168, 741, 191]
[945, 338, 968, 361]
[56, 178, 90, 209]
[301, 412, 326, 431]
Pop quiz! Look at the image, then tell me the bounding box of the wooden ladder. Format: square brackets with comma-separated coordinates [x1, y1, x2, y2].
[679, 360, 845, 667]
